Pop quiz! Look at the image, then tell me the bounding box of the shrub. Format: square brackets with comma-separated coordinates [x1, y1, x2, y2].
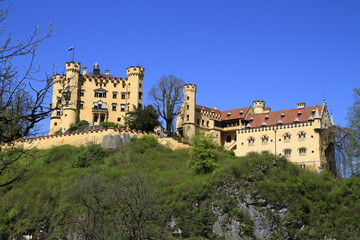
[100, 121, 118, 128]
[188, 132, 220, 174]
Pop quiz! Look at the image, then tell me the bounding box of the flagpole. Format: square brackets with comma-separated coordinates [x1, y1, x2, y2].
[72, 44, 75, 61]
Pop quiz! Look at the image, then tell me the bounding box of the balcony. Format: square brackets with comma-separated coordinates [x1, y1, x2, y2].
[92, 107, 108, 113]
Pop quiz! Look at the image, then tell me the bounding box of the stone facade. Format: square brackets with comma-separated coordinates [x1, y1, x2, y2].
[49, 62, 144, 134]
[176, 84, 335, 172]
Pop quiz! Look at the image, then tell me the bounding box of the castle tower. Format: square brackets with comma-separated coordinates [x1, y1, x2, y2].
[126, 66, 144, 111]
[61, 62, 81, 130]
[182, 84, 197, 139]
[253, 100, 266, 114]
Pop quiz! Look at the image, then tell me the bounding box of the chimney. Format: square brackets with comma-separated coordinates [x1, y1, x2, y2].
[297, 102, 306, 109]
[105, 70, 110, 75]
[82, 67, 87, 75]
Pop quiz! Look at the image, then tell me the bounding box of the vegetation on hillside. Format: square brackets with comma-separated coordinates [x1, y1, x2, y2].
[0, 136, 359, 239]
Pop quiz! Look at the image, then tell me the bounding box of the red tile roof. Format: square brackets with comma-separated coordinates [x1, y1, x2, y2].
[245, 105, 324, 128]
[195, 105, 251, 121]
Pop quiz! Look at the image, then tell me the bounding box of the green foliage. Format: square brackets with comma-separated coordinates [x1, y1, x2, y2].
[125, 104, 161, 131]
[100, 121, 119, 128]
[346, 88, 360, 175]
[67, 120, 90, 132]
[0, 140, 359, 239]
[188, 132, 220, 174]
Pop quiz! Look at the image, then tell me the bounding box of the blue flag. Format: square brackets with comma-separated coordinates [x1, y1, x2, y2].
[67, 46, 74, 52]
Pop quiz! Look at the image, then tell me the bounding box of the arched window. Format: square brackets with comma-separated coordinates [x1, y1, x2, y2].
[284, 133, 291, 143]
[299, 148, 307, 156]
[261, 150, 270, 155]
[226, 135, 232, 143]
[248, 137, 255, 146]
[298, 131, 306, 142]
[261, 135, 269, 145]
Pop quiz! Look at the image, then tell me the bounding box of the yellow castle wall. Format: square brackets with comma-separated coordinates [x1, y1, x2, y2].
[7, 128, 189, 151]
[49, 63, 144, 134]
[235, 120, 324, 172]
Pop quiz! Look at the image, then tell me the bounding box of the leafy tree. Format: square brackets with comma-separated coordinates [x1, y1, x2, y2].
[67, 120, 90, 132]
[149, 75, 184, 135]
[0, 7, 52, 187]
[188, 132, 220, 174]
[346, 88, 360, 176]
[124, 105, 160, 131]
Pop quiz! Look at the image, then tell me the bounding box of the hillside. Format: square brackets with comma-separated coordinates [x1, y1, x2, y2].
[0, 136, 359, 240]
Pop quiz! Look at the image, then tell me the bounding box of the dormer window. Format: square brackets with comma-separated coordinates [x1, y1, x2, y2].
[249, 117, 254, 121]
[312, 109, 316, 113]
[281, 113, 285, 117]
[239, 110, 243, 115]
[265, 115, 269, 119]
[297, 111, 302, 115]
[227, 112, 231, 116]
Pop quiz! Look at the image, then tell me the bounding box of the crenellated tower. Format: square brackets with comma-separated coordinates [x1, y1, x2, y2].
[253, 100, 266, 114]
[61, 62, 81, 130]
[126, 66, 144, 111]
[181, 84, 197, 139]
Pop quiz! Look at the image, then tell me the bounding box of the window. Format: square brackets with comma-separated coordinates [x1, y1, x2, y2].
[56, 110, 61, 116]
[79, 101, 84, 109]
[122, 84, 126, 88]
[139, 83, 142, 88]
[94, 90, 106, 98]
[121, 92, 126, 99]
[299, 131, 306, 141]
[54, 122, 57, 126]
[206, 121, 209, 127]
[94, 101, 106, 109]
[284, 149, 291, 158]
[262, 135, 269, 145]
[120, 104, 126, 112]
[261, 151, 270, 155]
[113, 92, 118, 99]
[299, 148, 307, 156]
[128, 92, 130, 99]
[187, 96, 190, 100]
[248, 137, 255, 146]
[117, 117, 121, 122]
[186, 105, 189, 110]
[112, 103, 117, 111]
[197, 119, 200, 125]
[226, 135, 232, 143]
[138, 92, 143, 100]
[284, 133, 291, 143]
[300, 164, 306, 169]
[80, 90, 84, 96]
[65, 100, 69, 106]
[202, 120, 204, 126]
[186, 115, 189, 121]
[114, 83, 117, 88]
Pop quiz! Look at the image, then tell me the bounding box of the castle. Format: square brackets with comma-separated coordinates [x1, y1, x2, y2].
[176, 84, 335, 172]
[49, 62, 144, 134]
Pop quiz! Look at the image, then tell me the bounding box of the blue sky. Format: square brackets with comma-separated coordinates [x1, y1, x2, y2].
[4, 0, 360, 132]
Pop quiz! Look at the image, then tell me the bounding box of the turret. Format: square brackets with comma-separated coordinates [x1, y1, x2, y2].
[253, 100, 266, 114]
[182, 84, 197, 139]
[126, 66, 145, 111]
[61, 61, 81, 130]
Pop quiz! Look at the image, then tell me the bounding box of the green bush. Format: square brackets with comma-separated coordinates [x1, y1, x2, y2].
[188, 132, 220, 174]
[100, 121, 118, 128]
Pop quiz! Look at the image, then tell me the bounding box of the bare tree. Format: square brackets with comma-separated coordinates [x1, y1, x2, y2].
[0, 7, 53, 187]
[149, 75, 184, 135]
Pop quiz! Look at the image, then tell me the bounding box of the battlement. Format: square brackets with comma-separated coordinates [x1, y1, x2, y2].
[126, 66, 145, 77]
[66, 61, 81, 73]
[183, 84, 197, 91]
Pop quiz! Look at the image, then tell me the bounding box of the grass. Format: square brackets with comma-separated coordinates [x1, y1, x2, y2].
[0, 136, 359, 239]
